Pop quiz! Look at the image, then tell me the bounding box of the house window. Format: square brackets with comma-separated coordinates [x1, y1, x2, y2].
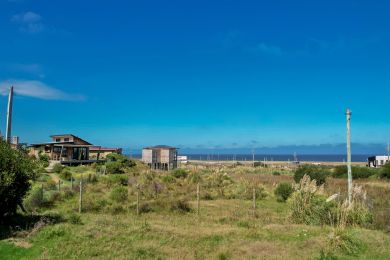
[64, 138, 69, 142]
[55, 138, 61, 142]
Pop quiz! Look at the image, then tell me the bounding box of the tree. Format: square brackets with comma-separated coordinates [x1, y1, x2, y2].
[294, 165, 330, 185]
[0, 140, 35, 218]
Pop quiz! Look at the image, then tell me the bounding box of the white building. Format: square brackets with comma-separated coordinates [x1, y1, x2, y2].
[177, 155, 188, 164]
[368, 155, 390, 168]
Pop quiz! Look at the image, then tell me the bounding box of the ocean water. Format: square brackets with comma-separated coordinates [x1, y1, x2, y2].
[128, 154, 371, 162]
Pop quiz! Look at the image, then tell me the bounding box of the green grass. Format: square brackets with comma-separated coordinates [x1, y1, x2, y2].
[2, 164, 390, 259]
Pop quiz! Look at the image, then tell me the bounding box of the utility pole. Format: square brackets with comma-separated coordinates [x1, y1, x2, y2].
[5, 86, 14, 143]
[252, 149, 255, 167]
[346, 108, 353, 206]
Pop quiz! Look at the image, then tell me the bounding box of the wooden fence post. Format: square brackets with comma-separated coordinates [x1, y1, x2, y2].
[253, 188, 256, 217]
[197, 183, 200, 216]
[136, 188, 140, 216]
[79, 178, 83, 213]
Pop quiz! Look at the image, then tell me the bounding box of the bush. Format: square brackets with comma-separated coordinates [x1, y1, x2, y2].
[52, 164, 63, 174]
[325, 228, 365, 257]
[171, 169, 188, 179]
[380, 163, 390, 179]
[101, 174, 128, 187]
[274, 182, 293, 202]
[0, 140, 35, 217]
[273, 171, 281, 176]
[107, 204, 125, 215]
[169, 199, 191, 213]
[46, 191, 62, 205]
[139, 203, 153, 213]
[162, 175, 176, 183]
[106, 161, 124, 174]
[254, 161, 267, 167]
[290, 175, 372, 227]
[188, 172, 202, 183]
[68, 213, 83, 225]
[23, 186, 44, 212]
[333, 166, 377, 179]
[60, 169, 72, 180]
[202, 192, 214, 200]
[110, 187, 128, 203]
[290, 175, 336, 225]
[63, 188, 75, 199]
[106, 153, 136, 168]
[294, 165, 329, 185]
[38, 152, 50, 168]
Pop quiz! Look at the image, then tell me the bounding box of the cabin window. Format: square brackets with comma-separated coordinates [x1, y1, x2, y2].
[55, 138, 61, 142]
[64, 138, 69, 142]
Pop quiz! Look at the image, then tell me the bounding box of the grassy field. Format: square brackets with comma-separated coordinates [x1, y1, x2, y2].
[1, 162, 390, 259]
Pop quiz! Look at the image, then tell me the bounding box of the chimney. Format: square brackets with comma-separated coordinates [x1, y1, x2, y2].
[12, 136, 19, 146]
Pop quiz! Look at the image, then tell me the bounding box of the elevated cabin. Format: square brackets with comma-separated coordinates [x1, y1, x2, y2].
[90, 146, 123, 160]
[142, 145, 178, 170]
[368, 155, 390, 168]
[29, 134, 101, 165]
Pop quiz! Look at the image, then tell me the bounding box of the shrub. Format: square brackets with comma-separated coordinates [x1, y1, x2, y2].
[169, 199, 191, 213]
[274, 182, 293, 202]
[290, 175, 336, 225]
[106, 161, 124, 174]
[110, 187, 128, 203]
[60, 169, 72, 180]
[38, 152, 50, 168]
[52, 164, 64, 174]
[0, 140, 35, 217]
[325, 228, 365, 257]
[139, 203, 153, 213]
[202, 192, 214, 200]
[46, 191, 62, 205]
[380, 162, 390, 179]
[63, 188, 75, 199]
[273, 171, 281, 176]
[23, 186, 44, 212]
[333, 166, 377, 179]
[171, 169, 188, 179]
[108, 204, 125, 215]
[290, 175, 372, 228]
[254, 162, 267, 168]
[102, 174, 128, 187]
[188, 172, 202, 183]
[294, 165, 329, 185]
[68, 213, 83, 225]
[106, 153, 136, 168]
[162, 175, 176, 183]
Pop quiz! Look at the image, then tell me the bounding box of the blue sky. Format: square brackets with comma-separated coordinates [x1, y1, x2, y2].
[0, 0, 390, 153]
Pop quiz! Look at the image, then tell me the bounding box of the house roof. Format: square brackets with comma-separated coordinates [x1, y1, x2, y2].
[90, 146, 122, 151]
[49, 134, 92, 145]
[29, 142, 93, 147]
[143, 145, 178, 150]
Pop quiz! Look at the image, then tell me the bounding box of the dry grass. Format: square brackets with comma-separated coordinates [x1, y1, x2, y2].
[2, 163, 390, 259]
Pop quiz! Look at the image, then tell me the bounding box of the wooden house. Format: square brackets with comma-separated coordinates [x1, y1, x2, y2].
[29, 134, 99, 165]
[142, 145, 178, 170]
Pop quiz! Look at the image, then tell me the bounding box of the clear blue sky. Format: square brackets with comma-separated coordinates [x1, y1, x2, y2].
[0, 0, 389, 152]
